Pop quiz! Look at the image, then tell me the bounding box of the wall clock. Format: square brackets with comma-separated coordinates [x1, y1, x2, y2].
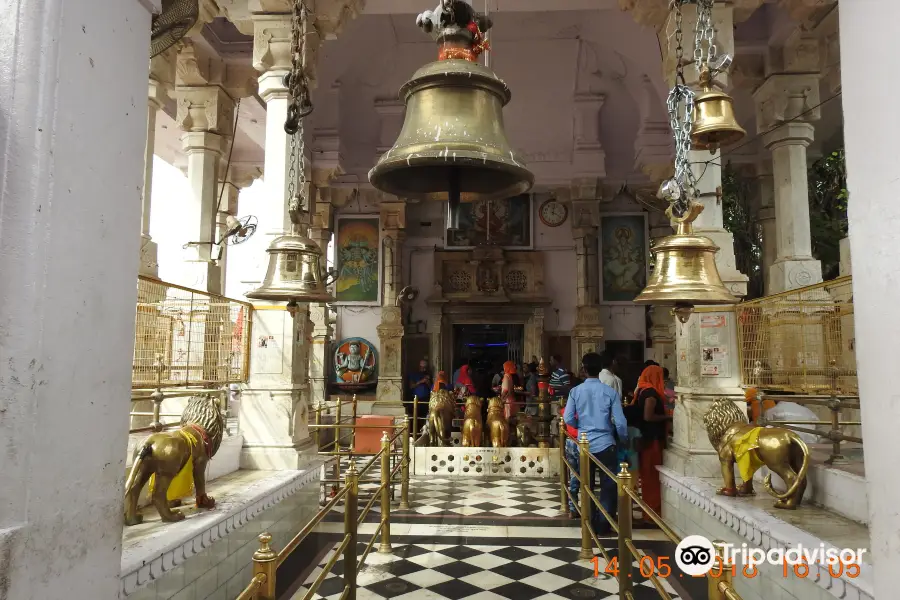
[538, 198, 568, 227]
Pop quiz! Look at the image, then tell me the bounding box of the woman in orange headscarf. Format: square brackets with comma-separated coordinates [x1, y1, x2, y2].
[500, 360, 518, 420]
[433, 371, 450, 391]
[634, 365, 672, 520]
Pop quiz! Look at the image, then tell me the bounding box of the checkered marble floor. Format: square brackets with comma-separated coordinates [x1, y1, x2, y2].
[291, 540, 684, 600]
[408, 478, 563, 517]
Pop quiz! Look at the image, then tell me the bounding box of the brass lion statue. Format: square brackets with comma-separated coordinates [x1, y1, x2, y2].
[516, 418, 536, 448]
[461, 396, 483, 447]
[428, 388, 455, 446]
[704, 397, 810, 509]
[124, 395, 225, 525]
[486, 397, 509, 448]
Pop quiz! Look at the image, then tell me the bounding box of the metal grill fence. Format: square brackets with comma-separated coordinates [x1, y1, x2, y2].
[133, 276, 252, 388]
[736, 276, 856, 394]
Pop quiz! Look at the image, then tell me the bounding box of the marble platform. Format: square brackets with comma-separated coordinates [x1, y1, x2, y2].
[415, 447, 560, 477]
[121, 457, 331, 599]
[659, 466, 873, 600]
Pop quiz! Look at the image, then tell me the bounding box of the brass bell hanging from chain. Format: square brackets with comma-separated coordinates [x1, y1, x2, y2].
[691, 67, 746, 151]
[368, 0, 533, 204]
[246, 220, 333, 305]
[634, 201, 738, 316]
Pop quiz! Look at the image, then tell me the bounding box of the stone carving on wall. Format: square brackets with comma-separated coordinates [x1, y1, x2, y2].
[431, 246, 548, 304]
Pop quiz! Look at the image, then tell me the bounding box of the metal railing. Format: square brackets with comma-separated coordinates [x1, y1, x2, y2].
[129, 387, 228, 434]
[235, 422, 410, 600]
[736, 276, 856, 395]
[757, 391, 862, 465]
[133, 276, 252, 389]
[558, 424, 744, 600]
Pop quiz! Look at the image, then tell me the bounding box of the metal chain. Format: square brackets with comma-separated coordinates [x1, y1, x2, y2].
[285, 0, 312, 222]
[694, 0, 716, 71]
[663, 0, 697, 215]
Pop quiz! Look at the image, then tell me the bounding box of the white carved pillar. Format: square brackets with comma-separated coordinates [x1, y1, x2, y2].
[755, 73, 823, 292]
[215, 167, 262, 294]
[0, 0, 154, 597]
[239, 9, 321, 469]
[572, 93, 607, 179]
[659, 2, 748, 476]
[141, 73, 169, 277]
[309, 200, 334, 408]
[840, 2, 898, 593]
[570, 191, 603, 359]
[752, 162, 777, 296]
[376, 201, 407, 415]
[374, 99, 405, 167]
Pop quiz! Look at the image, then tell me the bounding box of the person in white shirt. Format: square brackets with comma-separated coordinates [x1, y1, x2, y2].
[598, 353, 622, 398]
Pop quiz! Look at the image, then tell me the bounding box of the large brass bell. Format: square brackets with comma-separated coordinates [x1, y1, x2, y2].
[634, 202, 738, 314]
[246, 226, 333, 304]
[691, 68, 745, 151]
[368, 1, 533, 204]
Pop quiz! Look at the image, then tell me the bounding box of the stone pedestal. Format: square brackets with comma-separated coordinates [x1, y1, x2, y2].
[573, 306, 604, 358]
[665, 307, 746, 477]
[241, 306, 316, 469]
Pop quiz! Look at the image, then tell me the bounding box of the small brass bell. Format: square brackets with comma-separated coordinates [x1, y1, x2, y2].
[368, 0, 533, 203]
[246, 226, 333, 304]
[691, 68, 746, 151]
[634, 202, 738, 311]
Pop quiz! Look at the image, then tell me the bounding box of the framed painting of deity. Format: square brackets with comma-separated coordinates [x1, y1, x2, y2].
[445, 194, 533, 249]
[332, 337, 378, 391]
[599, 213, 649, 303]
[334, 215, 381, 305]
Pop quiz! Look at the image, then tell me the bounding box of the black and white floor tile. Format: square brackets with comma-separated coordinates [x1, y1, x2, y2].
[292, 540, 683, 600]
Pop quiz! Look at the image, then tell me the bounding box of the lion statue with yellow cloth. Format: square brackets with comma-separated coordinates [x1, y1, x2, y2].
[124, 395, 225, 525]
[703, 397, 809, 509]
[428, 387, 456, 447]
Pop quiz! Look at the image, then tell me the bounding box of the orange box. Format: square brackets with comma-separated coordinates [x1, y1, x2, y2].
[353, 415, 395, 454]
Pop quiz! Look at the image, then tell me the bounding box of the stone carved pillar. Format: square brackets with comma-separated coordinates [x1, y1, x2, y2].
[309, 201, 334, 409]
[571, 193, 603, 359]
[572, 93, 607, 179]
[755, 73, 823, 293]
[141, 69, 170, 277]
[373, 99, 405, 167]
[658, 3, 748, 477]
[376, 201, 407, 415]
[239, 10, 317, 469]
[752, 162, 777, 296]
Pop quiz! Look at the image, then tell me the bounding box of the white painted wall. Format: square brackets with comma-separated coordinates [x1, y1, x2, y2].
[840, 3, 900, 595]
[0, 0, 154, 598]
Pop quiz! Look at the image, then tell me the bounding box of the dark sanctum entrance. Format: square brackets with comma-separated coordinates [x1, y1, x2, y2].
[451, 324, 524, 380]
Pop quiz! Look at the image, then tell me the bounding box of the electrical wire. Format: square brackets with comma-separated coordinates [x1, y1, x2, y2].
[690, 89, 843, 171]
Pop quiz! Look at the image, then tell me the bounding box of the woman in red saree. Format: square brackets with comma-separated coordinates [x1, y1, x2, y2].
[634, 365, 672, 520]
[500, 361, 518, 420]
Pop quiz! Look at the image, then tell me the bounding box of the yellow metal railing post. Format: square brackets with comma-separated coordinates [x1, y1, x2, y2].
[412, 395, 418, 440]
[351, 393, 359, 457]
[559, 418, 568, 514]
[378, 432, 393, 553]
[252, 533, 277, 600]
[708, 540, 733, 600]
[344, 462, 359, 600]
[315, 401, 322, 450]
[616, 463, 633, 599]
[400, 416, 411, 510]
[334, 399, 343, 482]
[578, 433, 593, 560]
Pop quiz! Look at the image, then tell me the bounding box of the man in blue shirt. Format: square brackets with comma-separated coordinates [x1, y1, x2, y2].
[564, 352, 628, 536]
[407, 359, 432, 431]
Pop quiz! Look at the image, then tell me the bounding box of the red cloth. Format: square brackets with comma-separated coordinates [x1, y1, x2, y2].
[639, 438, 664, 515]
[457, 365, 476, 394]
[559, 407, 577, 439]
[636, 365, 667, 401]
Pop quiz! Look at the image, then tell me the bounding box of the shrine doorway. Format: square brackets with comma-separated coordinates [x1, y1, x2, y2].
[451, 324, 524, 379]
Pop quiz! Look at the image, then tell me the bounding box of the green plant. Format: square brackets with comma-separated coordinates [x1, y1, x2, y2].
[808, 149, 849, 279]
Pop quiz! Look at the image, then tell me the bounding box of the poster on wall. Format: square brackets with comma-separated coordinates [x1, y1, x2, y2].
[446, 194, 532, 248]
[700, 314, 731, 377]
[599, 213, 648, 303]
[334, 215, 381, 305]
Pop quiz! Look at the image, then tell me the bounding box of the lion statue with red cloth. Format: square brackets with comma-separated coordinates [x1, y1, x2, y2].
[124, 395, 225, 525]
